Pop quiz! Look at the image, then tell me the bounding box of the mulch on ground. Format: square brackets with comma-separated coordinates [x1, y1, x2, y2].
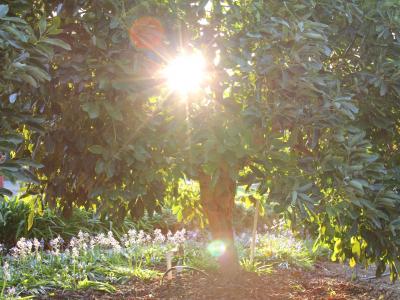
[48, 263, 399, 299]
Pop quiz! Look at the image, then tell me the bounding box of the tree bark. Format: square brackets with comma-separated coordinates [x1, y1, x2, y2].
[198, 166, 238, 273]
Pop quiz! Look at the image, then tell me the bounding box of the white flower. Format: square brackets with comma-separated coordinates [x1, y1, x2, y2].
[166, 231, 173, 243]
[3, 261, 11, 281]
[172, 229, 186, 244]
[78, 231, 88, 240]
[145, 234, 152, 243]
[107, 232, 121, 251]
[33, 238, 40, 252]
[153, 229, 166, 244]
[5, 286, 16, 296]
[95, 233, 107, 247]
[128, 229, 137, 240]
[137, 230, 146, 245]
[121, 234, 129, 248]
[49, 235, 64, 255]
[89, 238, 96, 249]
[69, 237, 77, 248]
[71, 247, 79, 259]
[11, 237, 34, 258]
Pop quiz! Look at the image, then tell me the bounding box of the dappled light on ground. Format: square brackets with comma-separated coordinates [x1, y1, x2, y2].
[51, 266, 395, 299]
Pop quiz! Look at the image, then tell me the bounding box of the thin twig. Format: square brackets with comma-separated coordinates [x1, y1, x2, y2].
[361, 272, 390, 280]
[160, 266, 209, 285]
[250, 199, 260, 266]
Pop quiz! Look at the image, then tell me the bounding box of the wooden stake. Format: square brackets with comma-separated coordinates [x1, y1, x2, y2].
[250, 199, 260, 266]
[166, 251, 173, 280]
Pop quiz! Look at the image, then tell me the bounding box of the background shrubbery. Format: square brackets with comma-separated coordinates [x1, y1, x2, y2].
[0, 184, 280, 250]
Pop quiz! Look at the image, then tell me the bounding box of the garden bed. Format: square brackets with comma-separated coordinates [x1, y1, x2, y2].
[48, 262, 399, 300]
[3, 228, 400, 299]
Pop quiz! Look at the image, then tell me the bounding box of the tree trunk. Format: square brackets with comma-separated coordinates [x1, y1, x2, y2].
[198, 166, 238, 273]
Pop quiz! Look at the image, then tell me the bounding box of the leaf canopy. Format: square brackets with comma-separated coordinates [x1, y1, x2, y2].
[2, 0, 400, 279]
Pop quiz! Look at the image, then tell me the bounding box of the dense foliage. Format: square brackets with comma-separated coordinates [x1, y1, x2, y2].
[1, 0, 400, 277]
[0, 3, 66, 198]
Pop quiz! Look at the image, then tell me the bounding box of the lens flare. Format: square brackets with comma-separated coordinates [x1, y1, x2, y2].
[129, 16, 165, 50]
[207, 240, 226, 257]
[163, 52, 206, 95]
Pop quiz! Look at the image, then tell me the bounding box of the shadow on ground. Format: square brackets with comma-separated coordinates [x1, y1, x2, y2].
[48, 262, 400, 299]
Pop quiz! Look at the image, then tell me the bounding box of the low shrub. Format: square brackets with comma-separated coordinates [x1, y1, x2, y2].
[0, 196, 182, 248]
[0, 198, 31, 248]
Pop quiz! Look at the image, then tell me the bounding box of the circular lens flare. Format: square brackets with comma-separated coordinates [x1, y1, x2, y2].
[163, 53, 206, 95]
[129, 16, 165, 50]
[207, 240, 226, 257]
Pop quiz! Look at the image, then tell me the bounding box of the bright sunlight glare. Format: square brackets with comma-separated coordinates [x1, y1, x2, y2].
[163, 53, 206, 95]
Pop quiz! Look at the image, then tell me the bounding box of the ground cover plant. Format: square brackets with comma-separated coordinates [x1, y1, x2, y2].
[0, 225, 316, 299]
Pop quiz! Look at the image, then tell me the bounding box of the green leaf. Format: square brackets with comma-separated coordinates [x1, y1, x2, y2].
[42, 38, 71, 50]
[0, 16, 27, 24]
[81, 102, 100, 119]
[103, 101, 123, 121]
[0, 163, 19, 172]
[47, 16, 61, 35]
[13, 158, 44, 168]
[88, 145, 104, 155]
[349, 180, 364, 192]
[0, 141, 16, 152]
[380, 82, 387, 96]
[25, 121, 45, 133]
[25, 65, 51, 81]
[303, 32, 325, 40]
[27, 209, 34, 231]
[105, 161, 115, 178]
[298, 182, 313, 192]
[351, 238, 361, 257]
[133, 145, 149, 162]
[14, 169, 39, 184]
[0, 4, 9, 18]
[39, 16, 47, 36]
[0, 188, 12, 197]
[95, 160, 105, 174]
[291, 191, 298, 205]
[349, 257, 356, 268]
[298, 193, 313, 202]
[19, 74, 38, 87]
[5, 26, 28, 42]
[0, 134, 23, 145]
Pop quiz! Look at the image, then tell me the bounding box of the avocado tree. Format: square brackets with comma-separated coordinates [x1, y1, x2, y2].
[23, 0, 400, 276]
[0, 2, 65, 199]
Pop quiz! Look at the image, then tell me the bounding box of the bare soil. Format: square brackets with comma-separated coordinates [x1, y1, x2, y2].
[47, 262, 400, 299]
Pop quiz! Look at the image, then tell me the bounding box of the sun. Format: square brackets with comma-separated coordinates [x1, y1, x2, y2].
[163, 52, 206, 95]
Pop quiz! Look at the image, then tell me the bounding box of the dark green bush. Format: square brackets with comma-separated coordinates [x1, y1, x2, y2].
[0, 198, 31, 247]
